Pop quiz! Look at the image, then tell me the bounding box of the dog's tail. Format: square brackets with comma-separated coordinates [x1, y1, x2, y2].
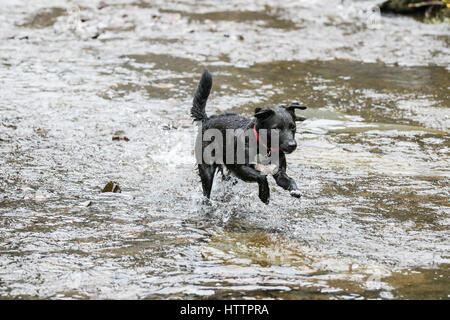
[191, 69, 212, 122]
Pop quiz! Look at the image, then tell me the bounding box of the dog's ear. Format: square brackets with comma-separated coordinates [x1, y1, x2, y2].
[283, 102, 307, 122]
[254, 107, 275, 121]
[284, 102, 307, 111]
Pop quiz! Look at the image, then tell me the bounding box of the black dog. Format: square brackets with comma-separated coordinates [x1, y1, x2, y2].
[191, 70, 307, 204]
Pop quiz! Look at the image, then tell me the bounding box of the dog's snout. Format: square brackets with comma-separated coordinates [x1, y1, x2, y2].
[282, 140, 297, 153]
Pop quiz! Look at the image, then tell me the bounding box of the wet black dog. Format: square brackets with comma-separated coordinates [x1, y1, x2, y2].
[191, 70, 307, 204]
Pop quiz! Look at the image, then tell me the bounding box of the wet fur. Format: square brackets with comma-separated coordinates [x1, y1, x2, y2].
[191, 70, 307, 204]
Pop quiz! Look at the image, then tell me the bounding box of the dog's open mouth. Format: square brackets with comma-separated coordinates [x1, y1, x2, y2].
[282, 146, 296, 154]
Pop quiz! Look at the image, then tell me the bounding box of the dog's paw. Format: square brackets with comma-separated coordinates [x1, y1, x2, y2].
[258, 190, 270, 204]
[290, 190, 302, 198]
[201, 197, 212, 206]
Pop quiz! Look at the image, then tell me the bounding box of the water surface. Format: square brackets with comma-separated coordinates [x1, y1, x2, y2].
[0, 0, 449, 299]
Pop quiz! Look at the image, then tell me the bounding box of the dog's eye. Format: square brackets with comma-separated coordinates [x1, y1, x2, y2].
[289, 124, 296, 131]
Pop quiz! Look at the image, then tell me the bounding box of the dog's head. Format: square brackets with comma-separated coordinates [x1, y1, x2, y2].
[254, 102, 307, 154]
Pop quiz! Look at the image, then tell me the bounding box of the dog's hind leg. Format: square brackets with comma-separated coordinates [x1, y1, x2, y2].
[198, 164, 216, 199]
[217, 165, 226, 180]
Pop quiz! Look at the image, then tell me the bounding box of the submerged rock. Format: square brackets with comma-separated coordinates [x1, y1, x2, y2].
[112, 135, 129, 141]
[112, 130, 130, 141]
[102, 181, 121, 193]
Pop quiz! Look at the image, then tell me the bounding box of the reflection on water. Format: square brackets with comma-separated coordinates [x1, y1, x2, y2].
[0, 0, 449, 299]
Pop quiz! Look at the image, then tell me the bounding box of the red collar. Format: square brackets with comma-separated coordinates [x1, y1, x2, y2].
[253, 125, 279, 152]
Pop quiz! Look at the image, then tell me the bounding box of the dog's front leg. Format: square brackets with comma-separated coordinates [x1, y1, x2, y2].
[274, 171, 301, 198]
[273, 154, 301, 198]
[229, 165, 270, 204]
